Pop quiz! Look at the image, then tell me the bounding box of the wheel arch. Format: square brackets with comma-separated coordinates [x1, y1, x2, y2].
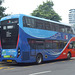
[36, 53, 43, 59]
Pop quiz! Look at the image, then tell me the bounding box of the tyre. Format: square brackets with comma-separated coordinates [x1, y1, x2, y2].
[36, 54, 43, 64]
[67, 52, 71, 59]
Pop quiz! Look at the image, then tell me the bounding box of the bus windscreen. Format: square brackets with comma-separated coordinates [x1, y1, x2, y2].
[1, 23, 19, 49]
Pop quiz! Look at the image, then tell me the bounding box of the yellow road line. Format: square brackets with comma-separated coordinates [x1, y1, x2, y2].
[4, 68, 15, 70]
[0, 67, 6, 69]
[23, 66, 33, 68]
[70, 60, 73, 61]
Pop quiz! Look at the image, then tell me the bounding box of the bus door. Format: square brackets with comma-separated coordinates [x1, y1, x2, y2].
[72, 41, 75, 57]
[69, 41, 75, 57]
[28, 39, 36, 56]
[30, 46, 36, 56]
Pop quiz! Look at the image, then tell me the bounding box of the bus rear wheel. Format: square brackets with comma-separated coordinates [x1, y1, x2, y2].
[36, 54, 43, 64]
[67, 52, 71, 59]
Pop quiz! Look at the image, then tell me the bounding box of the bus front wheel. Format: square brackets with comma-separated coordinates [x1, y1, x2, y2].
[36, 54, 43, 64]
[67, 52, 71, 59]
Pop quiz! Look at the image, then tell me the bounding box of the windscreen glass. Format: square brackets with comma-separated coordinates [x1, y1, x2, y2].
[1, 18, 19, 49]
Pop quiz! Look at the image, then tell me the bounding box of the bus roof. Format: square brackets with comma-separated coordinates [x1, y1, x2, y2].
[1, 14, 21, 21]
[1, 14, 71, 26]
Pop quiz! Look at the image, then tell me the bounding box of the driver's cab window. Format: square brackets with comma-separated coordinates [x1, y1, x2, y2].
[68, 41, 75, 49]
[73, 41, 75, 48]
[69, 43, 73, 49]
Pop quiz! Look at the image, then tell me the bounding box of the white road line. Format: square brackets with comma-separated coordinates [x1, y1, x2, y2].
[29, 71, 51, 75]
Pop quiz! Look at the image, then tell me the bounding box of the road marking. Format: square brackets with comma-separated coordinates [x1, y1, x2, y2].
[29, 71, 51, 75]
[0, 67, 6, 69]
[70, 60, 73, 61]
[0, 67, 15, 70]
[4, 68, 15, 70]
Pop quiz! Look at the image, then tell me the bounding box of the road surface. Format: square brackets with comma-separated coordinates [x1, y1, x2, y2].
[0, 58, 75, 75]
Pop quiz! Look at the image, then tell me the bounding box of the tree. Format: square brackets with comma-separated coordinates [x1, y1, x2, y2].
[0, 0, 7, 19]
[31, 0, 62, 22]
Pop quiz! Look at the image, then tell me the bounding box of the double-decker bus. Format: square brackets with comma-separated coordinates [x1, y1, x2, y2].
[0, 20, 1, 60]
[0, 14, 75, 64]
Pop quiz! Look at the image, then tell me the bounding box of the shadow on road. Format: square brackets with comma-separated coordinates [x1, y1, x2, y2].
[0, 58, 74, 67]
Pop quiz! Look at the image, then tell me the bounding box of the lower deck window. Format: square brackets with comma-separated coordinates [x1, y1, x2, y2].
[28, 39, 67, 49]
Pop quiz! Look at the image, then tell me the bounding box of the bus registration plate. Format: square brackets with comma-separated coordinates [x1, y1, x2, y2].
[7, 60, 12, 62]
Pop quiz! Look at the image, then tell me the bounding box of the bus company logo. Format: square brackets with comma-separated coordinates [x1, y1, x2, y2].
[64, 35, 68, 40]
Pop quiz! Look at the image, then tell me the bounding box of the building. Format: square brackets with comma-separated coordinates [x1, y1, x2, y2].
[69, 9, 75, 26]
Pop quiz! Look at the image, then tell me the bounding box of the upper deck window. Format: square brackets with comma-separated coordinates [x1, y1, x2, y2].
[23, 16, 35, 28]
[44, 22, 51, 30]
[36, 19, 44, 29]
[23, 16, 74, 34]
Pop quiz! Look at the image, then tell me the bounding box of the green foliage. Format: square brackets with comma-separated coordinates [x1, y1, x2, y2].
[31, 0, 62, 22]
[0, 0, 7, 19]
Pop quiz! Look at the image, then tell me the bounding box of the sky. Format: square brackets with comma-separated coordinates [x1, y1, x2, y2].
[2, 0, 75, 24]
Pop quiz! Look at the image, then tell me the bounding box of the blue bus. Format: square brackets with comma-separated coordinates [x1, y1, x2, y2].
[0, 21, 1, 57]
[0, 14, 75, 64]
